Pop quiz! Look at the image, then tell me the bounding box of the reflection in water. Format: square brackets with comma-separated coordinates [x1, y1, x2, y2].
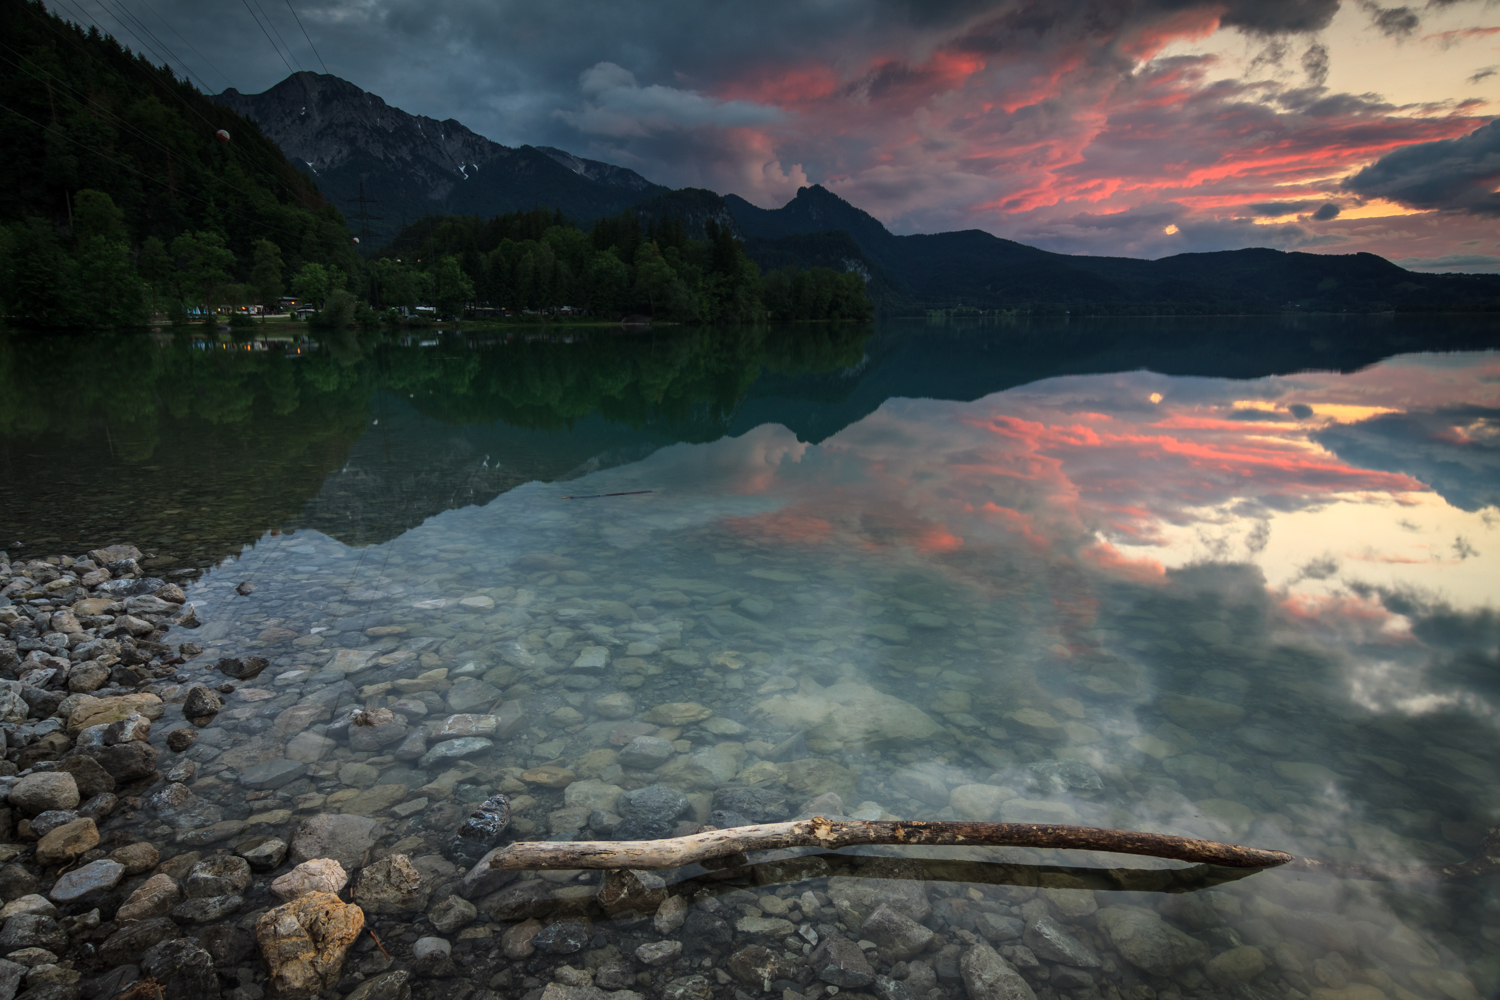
[4, 319, 1500, 999]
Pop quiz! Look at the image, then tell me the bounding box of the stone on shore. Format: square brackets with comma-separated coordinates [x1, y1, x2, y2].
[288, 814, 380, 870]
[255, 891, 365, 999]
[271, 859, 349, 901]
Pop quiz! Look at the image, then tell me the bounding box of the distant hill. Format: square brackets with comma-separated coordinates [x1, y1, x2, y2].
[215, 73, 668, 246]
[728, 185, 1500, 314]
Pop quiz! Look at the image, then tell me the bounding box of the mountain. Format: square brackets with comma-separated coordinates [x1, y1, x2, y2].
[214, 72, 1500, 313]
[215, 73, 668, 246]
[728, 185, 1500, 314]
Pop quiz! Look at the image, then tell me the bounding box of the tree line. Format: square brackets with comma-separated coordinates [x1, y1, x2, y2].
[361, 209, 872, 324]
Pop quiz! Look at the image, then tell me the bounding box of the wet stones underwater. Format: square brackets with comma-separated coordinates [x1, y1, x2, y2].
[0, 528, 1493, 1000]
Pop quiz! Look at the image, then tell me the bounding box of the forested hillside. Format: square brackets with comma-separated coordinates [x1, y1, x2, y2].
[0, 0, 360, 328]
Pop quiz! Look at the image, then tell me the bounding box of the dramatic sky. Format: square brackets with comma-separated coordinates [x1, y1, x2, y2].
[50, 0, 1500, 267]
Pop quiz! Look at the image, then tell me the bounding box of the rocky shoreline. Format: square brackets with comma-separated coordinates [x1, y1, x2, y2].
[0, 544, 1474, 1000]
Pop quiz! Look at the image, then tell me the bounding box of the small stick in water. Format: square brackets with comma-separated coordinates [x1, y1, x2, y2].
[560, 490, 655, 500]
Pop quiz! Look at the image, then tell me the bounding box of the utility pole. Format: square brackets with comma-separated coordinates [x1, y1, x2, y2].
[347, 181, 382, 249]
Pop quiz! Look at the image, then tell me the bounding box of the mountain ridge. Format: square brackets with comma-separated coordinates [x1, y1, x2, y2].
[220, 72, 1500, 314]
[215, 72, 668, 244]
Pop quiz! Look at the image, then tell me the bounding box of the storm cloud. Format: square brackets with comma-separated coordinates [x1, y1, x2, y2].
[1343, 118, 1500, 215]
[1313, 407, 1500, 512]
[43, 0, 1499, 258]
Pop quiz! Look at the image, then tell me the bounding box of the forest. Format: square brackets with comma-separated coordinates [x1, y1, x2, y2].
[0, 0, 871, 330]
[365, 210, 871, 325]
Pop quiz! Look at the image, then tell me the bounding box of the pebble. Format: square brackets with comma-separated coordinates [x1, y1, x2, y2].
[47, 860, 124, 904]
[419, 737, 494, 767]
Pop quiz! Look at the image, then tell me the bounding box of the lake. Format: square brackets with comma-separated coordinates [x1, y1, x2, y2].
[1, 316, 1498, 1000]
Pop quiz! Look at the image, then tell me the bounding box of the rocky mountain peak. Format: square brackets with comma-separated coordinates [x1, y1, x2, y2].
[213, 72, 665, 244]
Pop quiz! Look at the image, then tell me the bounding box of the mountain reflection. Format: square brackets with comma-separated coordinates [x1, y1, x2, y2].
[2, 316, 1497, 569]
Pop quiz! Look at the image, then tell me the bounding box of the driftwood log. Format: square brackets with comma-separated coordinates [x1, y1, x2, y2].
[487, 817, 1500, 883]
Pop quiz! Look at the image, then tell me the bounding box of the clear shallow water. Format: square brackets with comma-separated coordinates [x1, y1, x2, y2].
[4, 320, 1500, 1000]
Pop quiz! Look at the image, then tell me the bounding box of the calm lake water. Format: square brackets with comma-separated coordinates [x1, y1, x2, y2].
[3, 317, 1499, 1000]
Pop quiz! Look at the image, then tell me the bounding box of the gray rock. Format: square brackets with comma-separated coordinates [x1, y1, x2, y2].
[570, 647, 609, 675]
[144, 783, 222, 831]
[0, 960, 23, 1000]
[862, 903, 935, 960]
[1022, 915, 1099, 968]
[216, 656, 269, 680]
[47, 860, 124, 904]
[353, 854, 426, 914]
[418, 737, 493, 768]
[662, 976, 712, 1000]
[492, 700, 530, 738]
[446, 679, 503, 713]
[170, 894, 243, 924]
[618, 737, 673, 770]
[618, 784, 687, 822]
[0, 914, 66, 953]
[873, 976, 921, 1000]
[392, 729, 428, 761]
[960, 943, 1036, 1000]
[288, 813, 381, 870]
[185, 855, 252, 898]
[235, 836, 288, 871]
[141, 936, 221, 1000]
[976, 913, 1023, 942]
[98, 916, 177, 966]
[1095, 906, 1209, 975]
[29, 811, 79, 839]
[428, 895, 477, 933]
[238, 758, 308, 790]
[84, 741, 158, 782]
[181, 684, 222, 723]
[102, 714, 151, 745]
[55, 756, 113, 800]
[635, 939, 682, 966]
[1049, 965, 1095, 991]
[1028, 760, 1103, 795]
[713, 787, 788, 822]
[347, 970, 412, 1000]
[8, 773, 78, 816]
[809, 934, 874, 987]
[533, 920, 590, 954]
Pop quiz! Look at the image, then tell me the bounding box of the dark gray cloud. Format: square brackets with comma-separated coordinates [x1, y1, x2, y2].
[1313, 407, 1500, 512]
[1301, 41, 1331, 85]
[1356, 0, 1421, 37]
[1343, 118, 1500, 215]
[1311, 202, 1341, 220]
[36, 0, 1492, 255]
[1218, 0, 1340, 34]
[1248, 200, 1318, 215]
[1392, 252, 1500, 271]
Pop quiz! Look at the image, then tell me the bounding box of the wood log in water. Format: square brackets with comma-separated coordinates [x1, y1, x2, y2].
[487, 817, 1294, 873]
[486, 817, 1500, 883]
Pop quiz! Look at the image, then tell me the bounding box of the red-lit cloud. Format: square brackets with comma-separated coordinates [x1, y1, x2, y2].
[113, 0, 1499, 262]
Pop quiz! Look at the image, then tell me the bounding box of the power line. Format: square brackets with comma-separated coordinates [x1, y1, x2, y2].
[251, 0, 302, 74]
[137, 0, 234, 90]
[40, 0, 217, 126]
[98, 0, 214, 94]
[0, 38, 308, 208]
[16, 4, 317, 206]
[283, 0, 327, 75]
[238, 0, 294, 76]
